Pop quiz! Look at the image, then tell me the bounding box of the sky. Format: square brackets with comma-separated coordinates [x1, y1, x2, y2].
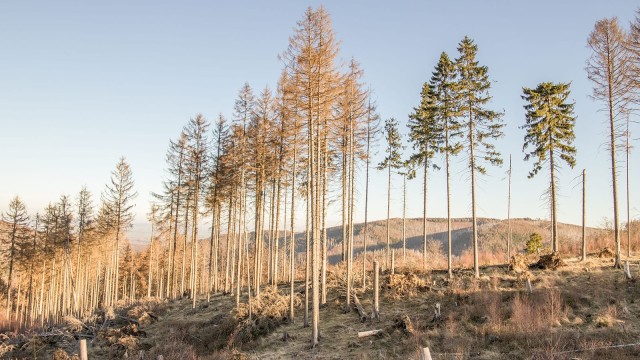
[1, 1, 638, 245]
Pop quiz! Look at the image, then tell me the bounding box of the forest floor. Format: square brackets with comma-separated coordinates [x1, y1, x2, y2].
[4, 253, 640, 359]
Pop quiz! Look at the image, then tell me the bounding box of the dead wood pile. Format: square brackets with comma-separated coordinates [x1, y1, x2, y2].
[509, 254, 530, 274]
[383, 272, 430, 298]
[532, 252, 565, 270]
[598, 247, 615, 258]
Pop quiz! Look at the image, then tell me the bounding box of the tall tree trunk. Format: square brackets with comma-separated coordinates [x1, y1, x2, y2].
[362, 117, 371, 289]
[582, 169, 587, 261]
[446, 150, 453, 279]
[550, 144, 558, 253]
[507, 155, 512, 261]
[626, 114, 631, 257]
[402, 173, 407, 261]
[422, 159, 428, 269]
[386, 161, 392, 270]
[290, 134, 297, 322]
[608, 76, 621, 268]
[470, 119, 479, 279]
[181, 194, 191, 298]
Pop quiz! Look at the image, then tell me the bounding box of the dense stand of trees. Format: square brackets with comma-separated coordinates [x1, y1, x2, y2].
[1, 6, 639, 348]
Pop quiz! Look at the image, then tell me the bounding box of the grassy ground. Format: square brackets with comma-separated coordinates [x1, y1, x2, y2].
[3, 254, 640, 359]
[141, 255, 640, 359]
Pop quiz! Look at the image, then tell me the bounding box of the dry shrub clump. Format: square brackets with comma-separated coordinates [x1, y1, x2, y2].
[383, 272, 429, 298]
[594, 305, 619, 328]
[231, 288, 301, 347]
[509, 254, 530, 274]
[236, 287, 300, 320]
[469, 291, 503, 330]
[509, 289, 566, 335]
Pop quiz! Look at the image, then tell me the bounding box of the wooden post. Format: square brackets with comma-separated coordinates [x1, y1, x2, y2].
[624, 261, 632, 280]
[391, 250, 395, 275]
[79, 339, 88, 360]
[373, 260, 379, 320]
[421, 347, 433, 360]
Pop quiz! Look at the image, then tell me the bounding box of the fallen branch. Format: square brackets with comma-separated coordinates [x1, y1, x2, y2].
[118, 315, 140, 324]
[351, 292, 368, 322]
[358, 329, 383, 338]
[553, 342, 640, 355]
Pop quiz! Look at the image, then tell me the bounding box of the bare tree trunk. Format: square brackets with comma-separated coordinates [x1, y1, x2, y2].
[422, 159, 428, 269]
[469, 120, 479, 279]
[290, 134, 298, 322]
[507, 155, 512, 261]
[402, 173, 407, 262]
[582, 169, 587, 261]
[609, 81, 622, 268]
[181, 194, 191, 298]
[626, 114, 631, 257]
[446, 150, 453, 279]
[386, 162, 392, 270]
[362, 119, 371, 289]
[550, 145, 558, 253]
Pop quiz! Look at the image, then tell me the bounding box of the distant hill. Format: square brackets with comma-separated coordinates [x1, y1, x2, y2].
[251, 217, 607, 265]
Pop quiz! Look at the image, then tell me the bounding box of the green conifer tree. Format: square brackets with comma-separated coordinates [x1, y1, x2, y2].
[456, 37, 505, 278]
[521, 82, 577, 253]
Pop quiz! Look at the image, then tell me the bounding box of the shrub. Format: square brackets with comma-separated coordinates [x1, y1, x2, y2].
[526, 233, 543, 254]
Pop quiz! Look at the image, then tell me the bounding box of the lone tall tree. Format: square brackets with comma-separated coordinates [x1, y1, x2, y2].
[586, 17, 633, 268]
[102, 157, 137, 303]
[456, 36, 504, 278]
[521, 82, 577, 253]
[377, 117, 404, 269]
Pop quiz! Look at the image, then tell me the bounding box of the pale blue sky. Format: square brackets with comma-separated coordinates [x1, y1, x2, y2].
[1, 1, 638, 244]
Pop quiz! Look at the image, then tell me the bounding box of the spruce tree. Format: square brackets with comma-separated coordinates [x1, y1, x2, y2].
[102, 157, 137, 304]
[431, 52, 462, 278]
[408, 77, 442, 268]
[455, 37, 504, 278]
[377, 117, 404, 269]
[521, 82, 577, 254]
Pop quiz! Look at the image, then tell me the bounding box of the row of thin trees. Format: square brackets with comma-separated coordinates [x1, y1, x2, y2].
[1, 158, 138, 328]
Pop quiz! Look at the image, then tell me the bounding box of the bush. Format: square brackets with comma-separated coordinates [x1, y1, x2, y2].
[526, 233, 542, 254]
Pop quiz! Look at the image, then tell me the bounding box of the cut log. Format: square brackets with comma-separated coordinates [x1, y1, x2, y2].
[79, 339, 88, 360]
[421, 347, 432, 360]
[351, 292, 368, 322]
[358, 329, 383, 338]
